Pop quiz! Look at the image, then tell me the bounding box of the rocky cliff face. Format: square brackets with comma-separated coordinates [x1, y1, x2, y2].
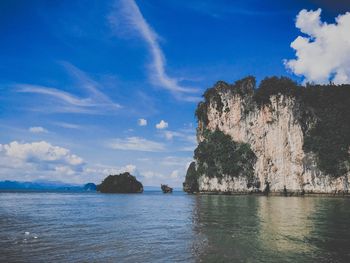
[185, 77, 350, 194]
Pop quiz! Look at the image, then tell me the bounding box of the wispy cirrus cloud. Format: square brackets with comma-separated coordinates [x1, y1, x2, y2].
[15, 63, 122, 114]
[173, 0, 291, 19]
[61, 62, 122, 109]
[108, 136, 165, 152]
[53, 122, 82, 129]
[17, 84, 94, 107]
[108, 0, 200, 102]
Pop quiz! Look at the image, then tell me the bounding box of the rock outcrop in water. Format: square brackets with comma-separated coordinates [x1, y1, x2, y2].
[184, 76, 350, 194]
[97, 172, 143, 193]
[161, 184, 173, 193]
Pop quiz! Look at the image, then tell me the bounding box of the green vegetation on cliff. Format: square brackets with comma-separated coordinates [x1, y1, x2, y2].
[302, 85, 350, 177]
[195, 76, 350, 178]
[195, 76, 255, 125]
[254, 77, 350, 178]
[184, 130, 257, 192]
[253, 76, 299, 106]
[183, 162, 199, 193]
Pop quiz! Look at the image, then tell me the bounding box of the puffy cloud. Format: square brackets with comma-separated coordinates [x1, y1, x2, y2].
[138, 118, 147, 126]
[1, 141, 84, 167]
[0, 141, 85, 182]
[285, 9, 350, 84]
[29, 126, 48, 133]
[109, 137, 165, 152]
[156, 120, 168, 129]
[123, 164, 137, 174]
[108, 164, 137, 175]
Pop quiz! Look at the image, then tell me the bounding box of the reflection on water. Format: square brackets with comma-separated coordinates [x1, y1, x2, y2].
[194, 195, 350, 262]
[1, 192, 350, 262]
[258, 197, 316, 257]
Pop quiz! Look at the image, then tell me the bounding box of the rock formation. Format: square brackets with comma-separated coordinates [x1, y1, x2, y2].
[184, 76, 350, 194]
[161, 184, 173, 193]
[97, 172, 143, 193]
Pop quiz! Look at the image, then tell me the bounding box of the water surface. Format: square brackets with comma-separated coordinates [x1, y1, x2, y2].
[1, 192, 350, 262]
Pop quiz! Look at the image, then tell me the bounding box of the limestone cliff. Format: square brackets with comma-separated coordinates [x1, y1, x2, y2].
[184, 77, 350, 194]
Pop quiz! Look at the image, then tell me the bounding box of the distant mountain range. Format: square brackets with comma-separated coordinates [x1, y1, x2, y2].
[0, 180, 181, 192]
[0, 180, 97, 192]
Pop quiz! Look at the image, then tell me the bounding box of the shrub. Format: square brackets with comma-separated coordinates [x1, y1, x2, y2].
[194, 130, 256, 183]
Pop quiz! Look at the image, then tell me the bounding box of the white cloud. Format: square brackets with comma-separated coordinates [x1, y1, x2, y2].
[170, 170, 180, 179]
[162, 130, 196, 143]
[285, 9, 350, 84]
[138, 118, 147, 126]
[62, 62, 122, 110]
[54, 122, 82, 129]
[156, 120, 168, 129]
[109, 0, 200, 101]
[123, 164, 137, 174]
[162, 156, 193, 167]
[138, 168, 184, 186]
[164, 131, 175, 140]
[109, 137, 165, 152]
[17, 84, 94, 107]
[179, 145, 197, 152]
[141, 171, 163, 179]
[29, 126, 48, 133]
[16, 63, 122, 114]
[1, 141, 84, 167]
[0, 141, 85, 182]
[159, 129, 197, 151]
[85, 164, 137, 176]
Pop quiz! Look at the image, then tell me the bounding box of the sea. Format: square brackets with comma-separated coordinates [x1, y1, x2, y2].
[1, 191, 350, 262]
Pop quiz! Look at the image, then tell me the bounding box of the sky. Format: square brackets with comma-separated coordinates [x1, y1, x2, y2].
[0, 0, 349, 186]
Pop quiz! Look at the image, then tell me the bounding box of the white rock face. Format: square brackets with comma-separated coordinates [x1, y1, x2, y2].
[198, 175, 251, 193]
[197, 92, 349, 193]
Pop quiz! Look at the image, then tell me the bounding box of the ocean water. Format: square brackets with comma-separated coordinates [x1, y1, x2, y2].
[1, 192, 350, 262]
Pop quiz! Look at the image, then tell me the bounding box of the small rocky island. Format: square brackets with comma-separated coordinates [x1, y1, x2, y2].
[161, 184, 173, 193]
[97, 172, 143, 193]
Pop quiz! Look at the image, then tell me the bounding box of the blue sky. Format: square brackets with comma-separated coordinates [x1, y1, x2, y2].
[0, 0, 349, 186]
